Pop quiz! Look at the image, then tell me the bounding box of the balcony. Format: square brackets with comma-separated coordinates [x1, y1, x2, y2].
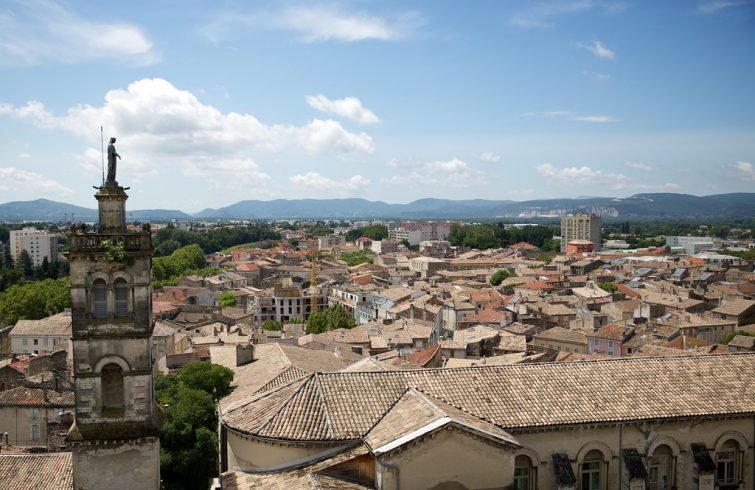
[69, 232, 151, 254]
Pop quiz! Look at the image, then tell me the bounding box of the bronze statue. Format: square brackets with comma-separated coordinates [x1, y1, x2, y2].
[106, 137, 121, 183]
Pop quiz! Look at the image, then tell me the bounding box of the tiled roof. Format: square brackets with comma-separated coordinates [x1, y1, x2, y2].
[712, 299, 755, 316]
[0, 453, 73, 489]
[365, 388, 518, 454]
[223, 353, 755, 440]
[0, 387, 74, 407]
[10, 311, 71, 337]
[534, 326, 587, 345]
[729, 335, 755, 349]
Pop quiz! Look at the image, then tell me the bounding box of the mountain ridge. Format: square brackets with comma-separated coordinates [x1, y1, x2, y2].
[0, 193, 753, 221]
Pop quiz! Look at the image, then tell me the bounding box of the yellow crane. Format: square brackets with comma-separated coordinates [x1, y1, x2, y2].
[308, 239, 319, 318]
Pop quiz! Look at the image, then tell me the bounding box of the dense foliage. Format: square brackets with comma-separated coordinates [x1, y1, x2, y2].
[489, 269, 514, 286]
[152, 244, 219, 288]
[219, 291, 237, 307]
[340, 250, 374, 266]
[0, 278, 72, 326]
[345, 225, 389, 242]
[448, 223, 560, 250]
[597, 282, 618, 293]
[261, 319, 282, 331]
[307, 304, 356, 334]
[152, 223, 281, 257]
[1, 246, 69, 292]
[157, 361, 234, 490]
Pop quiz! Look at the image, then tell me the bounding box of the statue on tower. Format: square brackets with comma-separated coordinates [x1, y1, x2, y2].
[106, 137, 121, 185]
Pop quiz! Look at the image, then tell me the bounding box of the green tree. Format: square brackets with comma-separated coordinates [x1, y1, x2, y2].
[340, 250, 374, 266]
[178, 361, 234, 400]
[597, 282, 618, 293]
[3, 247, 13, 269]
[307, 304, 356, 334]
[19, 250, 33, 277]
[219, 291, 237, 307]
[262, 319, 282, 331]
[0, 278, 72, 326]
[489, 269, 512, 286]
[288, 316, 304, 324]
[719, 330, 755, 345]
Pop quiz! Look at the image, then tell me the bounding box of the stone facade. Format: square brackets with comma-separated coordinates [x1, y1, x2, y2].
[65, 184, 161, 490]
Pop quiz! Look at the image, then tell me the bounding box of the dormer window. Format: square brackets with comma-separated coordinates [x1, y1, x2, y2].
[93, 279, 107, 318]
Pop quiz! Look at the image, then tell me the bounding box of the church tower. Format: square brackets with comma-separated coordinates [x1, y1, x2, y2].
[66, 181, 162, 489]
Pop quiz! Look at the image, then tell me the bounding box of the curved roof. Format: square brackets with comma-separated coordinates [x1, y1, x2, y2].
[223, 352, 755, 442]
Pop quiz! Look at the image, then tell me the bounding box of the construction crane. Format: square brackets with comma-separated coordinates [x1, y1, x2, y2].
[308, 239, 320, 319]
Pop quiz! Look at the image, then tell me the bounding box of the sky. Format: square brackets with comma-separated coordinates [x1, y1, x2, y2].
[0, 0, 754, 213]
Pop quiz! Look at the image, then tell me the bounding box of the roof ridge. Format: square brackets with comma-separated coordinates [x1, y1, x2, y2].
[362, 386, 418, 439]
[256, 373, 318, 436]
[313, 373, 336, 440]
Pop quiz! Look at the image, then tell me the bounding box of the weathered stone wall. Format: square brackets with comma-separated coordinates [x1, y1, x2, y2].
[72, 437, 160, 490]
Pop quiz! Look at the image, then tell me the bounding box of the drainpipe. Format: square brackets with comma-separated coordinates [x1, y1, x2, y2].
[378, 457, 400, 490]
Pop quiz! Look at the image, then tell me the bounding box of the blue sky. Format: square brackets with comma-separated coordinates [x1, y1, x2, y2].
[1, 0, 754, 212]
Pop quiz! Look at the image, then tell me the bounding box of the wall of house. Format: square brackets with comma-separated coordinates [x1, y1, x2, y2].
[10, 335, 68, 355]
[512, 416, 754, 490]
[226, 429, 348, 471]
[72, 437, 160, 490]
[377, 427, 516, 490]
[532, 338, 586, 354]
[0, 405, 62, 446]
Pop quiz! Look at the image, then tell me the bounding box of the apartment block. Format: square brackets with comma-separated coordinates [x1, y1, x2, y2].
[9, 227, 58, 266]
[560, 214, 601, 252]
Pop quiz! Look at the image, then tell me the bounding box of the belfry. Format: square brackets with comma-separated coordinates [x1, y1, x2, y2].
[65, 144, 162, 489]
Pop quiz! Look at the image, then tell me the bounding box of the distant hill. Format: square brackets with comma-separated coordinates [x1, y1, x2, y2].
[2, 193, 753, 221]
[0, 199, 191, 222]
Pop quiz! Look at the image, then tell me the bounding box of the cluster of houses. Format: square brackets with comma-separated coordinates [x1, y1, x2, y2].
[1, 227, 754, 489]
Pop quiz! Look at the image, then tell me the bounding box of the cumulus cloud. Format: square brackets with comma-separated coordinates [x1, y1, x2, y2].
[536, 163, 629, 188]
[625, 161, 652, 171]
[0, 0, 158, 66]
[288, 172, 371, 197]
[306, 95, 381, 124]
[201, 5, 423, 44]
[510, 0, 626, 28]
[579, 40, 615, 60]
[0, 78, 375, 186]
[736, 161, 755, 181]
[480, 152, 501, 163]
[0, 167, 73, 196]
[381, 158, 486, 188]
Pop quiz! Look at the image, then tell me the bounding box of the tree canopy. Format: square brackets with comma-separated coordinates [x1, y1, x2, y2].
[219, 291, 237, 307]
[345, 225, 388, 242]
[340, 250, 374, 266]
[307, 304, 356, 334]
[0, 278, 71, 326]
[152, 244, 220, 288]
[261, 319, 282, 331]
[489, 269, 513, 286]
[152, 224, 280, 257]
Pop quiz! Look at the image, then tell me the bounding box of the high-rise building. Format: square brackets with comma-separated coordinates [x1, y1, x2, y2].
[66, 183, 161, 489]
[561, 214, 602, 252]
[9, 227, 58, 266]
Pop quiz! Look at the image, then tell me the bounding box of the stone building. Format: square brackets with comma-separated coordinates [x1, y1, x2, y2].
[220, 353, 755, 490]
[64, 183, 161, 489]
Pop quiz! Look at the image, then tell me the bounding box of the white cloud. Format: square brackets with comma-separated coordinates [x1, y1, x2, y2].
[571, 115, 620, 123]
[0, 167, 73, 196]
[579, 40, 615, 60]
[698, 0, 754, 14]
[17, 152, 31, 159]
[625, 161, 652, 171]
[1, 78, 375, 191]
[381, 158, 486, 188]
[306, 94, 381, 124]
[0, 0, 158, 66]
[582, 70, 611, 80]
[480, 152, 501, 163]
[736, 161, 755, 181]
[288, 173, 371, 196]
[201, 5, 423, 44]
[536, 163, 630, 188]
[510, 1, 626, 28]
[523, 111, 619, 123]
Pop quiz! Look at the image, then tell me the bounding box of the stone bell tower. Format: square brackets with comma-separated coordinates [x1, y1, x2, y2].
[66, 179, 162, 489]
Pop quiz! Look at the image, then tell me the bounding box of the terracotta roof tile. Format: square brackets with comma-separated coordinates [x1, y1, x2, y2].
[0, 453, 73, 489]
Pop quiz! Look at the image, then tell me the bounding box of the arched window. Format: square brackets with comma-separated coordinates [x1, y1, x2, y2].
[101, 363, 124, 415]
[93, 279, 107, 318]
[648, 444, 673, 490]
[717, 440, 739, 486]
[581, 450, 604, 490]
[514, 455, 535, 490]
[114, 279, 129, 317]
